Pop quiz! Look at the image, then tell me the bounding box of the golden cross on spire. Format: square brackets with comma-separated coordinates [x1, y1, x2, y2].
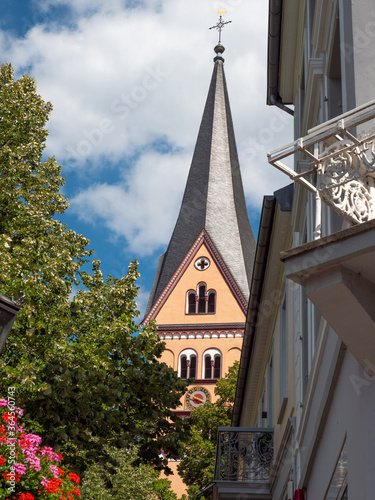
[209, 8, 232, 44]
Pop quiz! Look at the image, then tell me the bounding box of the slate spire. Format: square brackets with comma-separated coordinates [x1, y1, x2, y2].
[145, 45, 256, 315]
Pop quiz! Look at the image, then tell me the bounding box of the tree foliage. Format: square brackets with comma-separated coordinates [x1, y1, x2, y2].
[80, 445, 179, 500]
[0, 63, 189, 475]
[177, 362, 239, 499]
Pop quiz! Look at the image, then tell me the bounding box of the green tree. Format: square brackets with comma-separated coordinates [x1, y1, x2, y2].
[0, 63, 189, 475]
[177, 362, 239, 499]
[80, 445, 179, 500]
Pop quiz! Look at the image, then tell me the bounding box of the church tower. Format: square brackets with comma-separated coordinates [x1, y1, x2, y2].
[143, 30, 256, 412]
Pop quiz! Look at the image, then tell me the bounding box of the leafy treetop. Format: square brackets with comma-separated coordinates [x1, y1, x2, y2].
[0, 63, 189, 476]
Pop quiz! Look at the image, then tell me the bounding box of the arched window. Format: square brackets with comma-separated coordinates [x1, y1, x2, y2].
[180, 355, 188, 379]
[179, 349, 197, 380]
[187, 291, 196, 314]
[213, 355, 221, 379]
[208, 291, 216, 313]
[190, 355, 197, 379]
[202, 348, 222, 380]
[186, 285, 216, 315]
[198, 283, 206, 313]
[204, 355, 212, 379]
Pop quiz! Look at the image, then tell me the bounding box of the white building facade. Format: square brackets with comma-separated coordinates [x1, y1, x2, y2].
[211, 1, 375, 499]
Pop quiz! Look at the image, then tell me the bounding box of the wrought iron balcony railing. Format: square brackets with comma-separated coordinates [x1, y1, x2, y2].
[268, 99, 375, 239]
[214, 427, 273, 483]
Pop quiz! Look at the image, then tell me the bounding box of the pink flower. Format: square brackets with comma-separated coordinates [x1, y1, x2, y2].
[13, 462, 27, 475]
[41, 446, 61, 462]
[50, 464, 59, 478]
[23, 434, 42, 445]
[40, 475, 49, 486]
[41, 446, 54, 456]
[0, 399, 23, 416]
[25, 455, 41, 471]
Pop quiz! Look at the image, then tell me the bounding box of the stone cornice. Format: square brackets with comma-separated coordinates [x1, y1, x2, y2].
[157, 322, 245, 331]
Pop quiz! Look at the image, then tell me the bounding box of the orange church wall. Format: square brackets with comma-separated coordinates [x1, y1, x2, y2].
[161, 348, 175, 368]
[227, 346, 242, 368]
[154, 243, 246, 325]
[161, 461, 187, 498]
[159, 336, 242, 410]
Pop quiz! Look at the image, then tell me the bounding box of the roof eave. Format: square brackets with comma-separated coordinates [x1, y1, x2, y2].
[232, 195, 276, 426]
[267, 0, 283, 106]
[232, 184, 294, 427]
[267, 0, 305, 107]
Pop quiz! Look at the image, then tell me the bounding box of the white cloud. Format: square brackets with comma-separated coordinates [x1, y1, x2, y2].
[0, 0, 293, 255]
[135, 287, 151, 319]
[70, 150, 191, 255]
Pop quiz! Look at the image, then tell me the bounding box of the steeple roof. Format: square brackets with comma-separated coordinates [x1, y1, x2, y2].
[145, 48, 256, 316]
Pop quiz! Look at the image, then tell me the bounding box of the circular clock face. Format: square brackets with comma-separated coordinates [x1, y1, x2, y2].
[185, 386, 211, 410]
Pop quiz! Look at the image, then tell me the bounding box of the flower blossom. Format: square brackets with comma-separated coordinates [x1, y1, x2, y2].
[50, 464, 59, 478]
[69, 472, 80, 484]
[0, 403, 80, 497]
[13, 462, 27, 475]
[18, 493, 34, 500]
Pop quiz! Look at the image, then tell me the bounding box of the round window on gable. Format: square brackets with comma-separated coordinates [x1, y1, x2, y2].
[194, 257, 210, 271]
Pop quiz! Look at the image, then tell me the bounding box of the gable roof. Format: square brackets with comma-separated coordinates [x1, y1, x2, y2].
[143, 229, 248, 324]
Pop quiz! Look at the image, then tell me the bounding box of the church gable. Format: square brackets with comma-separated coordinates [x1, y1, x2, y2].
[143, 230, 247, 326]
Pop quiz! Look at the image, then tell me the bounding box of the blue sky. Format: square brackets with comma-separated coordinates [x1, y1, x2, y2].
[0, 0, 293, 316]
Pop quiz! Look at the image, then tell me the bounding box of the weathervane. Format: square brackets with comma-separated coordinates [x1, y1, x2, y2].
[209, 8, 232, 44]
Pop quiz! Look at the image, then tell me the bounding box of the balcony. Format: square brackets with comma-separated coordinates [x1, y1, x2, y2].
[212, 427, 273, 500]
[268, 99, 375, 237]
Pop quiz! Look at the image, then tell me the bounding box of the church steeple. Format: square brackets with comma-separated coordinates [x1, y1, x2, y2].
[144, 31, 256, 496]
[145, 43, 256, 318]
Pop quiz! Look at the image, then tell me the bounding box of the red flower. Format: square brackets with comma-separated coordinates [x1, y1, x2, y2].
[71, 486, 80, 496]
[2, 413, 16, 422]
[3, 472, 21, 482]
[18, 436, 32, 448]
[44, 477, 63, 494]
[0, 455, 6, 466]
[18, 493, 34, 500]
[58, 467, 66, 477]
[68, 472, 80, 484]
